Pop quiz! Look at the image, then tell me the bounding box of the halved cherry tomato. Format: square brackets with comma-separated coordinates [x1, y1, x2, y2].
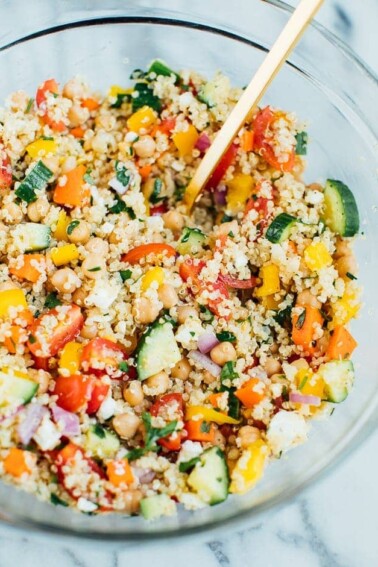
[53, 374, 93, 413]
[150, 393, 184, 452]
[80, 338, 128, 379]
[36, 79, 66, 132]
[28, 305, 84, 358]
[0, 148, 12, 190]
[150, 202, 168, 216]
[31, 355, 50, 371]
[206, 143, 238, 190]
[122, 243, 176, 265]
[220, 274, 259, 289]
[253, 106, 295, 172]
[86, 378, 110, 415]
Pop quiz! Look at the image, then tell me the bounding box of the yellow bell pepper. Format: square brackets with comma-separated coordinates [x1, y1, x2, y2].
[53, 211, 71, 241]
[296, 367, 325, 398]
[255, 264, 280, 297]
[59, 341, 82, 375]
[185, 405, 240, 425]
[0, 289, 27, 318]
[226, 174, 254, 214]
[261, 295, 280, 310]
[127, 106, 157, 133]
[141, 267, 165, 292]
[230, 440, 268, 494]
[108, 85, 133, 98]
[304, 242, 332, 271]
[26, 138, 57, 158]
[50, 244, 79, 266]
[331, 283, 360, 328]
[173, 124, 199, 157]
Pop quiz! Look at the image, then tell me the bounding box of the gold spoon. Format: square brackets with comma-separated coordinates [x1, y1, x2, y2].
[184, 0, 324, 211]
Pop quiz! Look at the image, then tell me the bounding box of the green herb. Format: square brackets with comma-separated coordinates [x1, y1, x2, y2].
[83, 171, 95, 185]
[130, 69, 148, 80]
[44, 292, 62, 309]
[296, 309, 306, 330]
[295, 131, 308, 155]
[119, 361, 129, 372]
[120, 269, 132, 282]
[174, 184, 186, 201]
[88, 266, 101, 272]
[131, 82, 162, 113]
[199, 305, 214, 323]
[298, 374, 309, 390]
[50, 494, 68, 507]
[15, 160, 53, 203]
[41, 136, 54, 141]
[162, 310, 178, 327]
[228, 231, 235, 237]
[216, 331, 236, 343]
[189, 331, 195, 337]
[282, 385, 289, 401]
[25, 98, 34, 114]
[200, 421, 211, 433]
[178, 457, 200, 473]
[274, 304, 293, 330]
[220, 361, 238, 385]
[148, 60, 179, 82]
[346, 272, 357, 280]
[127, 412, 178, 462]
[115, 161, 131, 187]
[110, 93, 131, 108]
[227, 390, 240, 420]
[93, 424, 106, 439]
[52, 92, 59, 99]
[150, 178, 163, 204]
[109, 195, 126, 214]
[66, 220, 80, 235]
[221, 214, 233, 224]
[28, 335, 37, 344]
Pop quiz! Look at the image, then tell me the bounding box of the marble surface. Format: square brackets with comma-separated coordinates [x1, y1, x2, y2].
[0, 1, 377, 565]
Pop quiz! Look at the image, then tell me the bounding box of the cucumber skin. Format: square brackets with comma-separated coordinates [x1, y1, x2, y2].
[140, 494, 176, 520]
[136, 321, 181, 381]
[188, 446, 229, 505]
[266, 213, 297, 243]
[324, 180, 359, 237]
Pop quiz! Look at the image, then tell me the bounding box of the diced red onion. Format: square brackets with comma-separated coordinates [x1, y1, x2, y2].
[132, 467, 156, 484]
[51, 404, 81, 437]
[188, 350, 221, 377]
[214, 184, 227, 206]
[17, 404, 48, 445]
[195, 132, 211, 152]
[289, 392, 321, 406]
[198, 332, 219, 354]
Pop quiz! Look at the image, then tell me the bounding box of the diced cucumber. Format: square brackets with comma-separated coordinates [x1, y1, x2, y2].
[295, 131, 308, 155]
[323, 180, 359, 237]
[198, 82, 219, 108]
[13, 223, 51, 252]
[148, 60, 179, 82]
[140, 494, 176, 520]
[137, 321, 181, 381]
[132, 83, 162, 113]
[84, 424, 120, 459]
[15, 160, 53, 203]
[176, 227, 206, 256]
[187, 446, 229, 505]
[266, 213, 297, 243]
[0, 370, 38, 407]
[318, 360, 354, 403]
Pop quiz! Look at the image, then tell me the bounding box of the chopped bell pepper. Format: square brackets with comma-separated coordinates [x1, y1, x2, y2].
[304, 242, 332, 271]
[173, 124, 199, 157]
[127, 106, 157, 133]
[0, 289, 28, 318]
[255, 264, 280, 297]
[59, 341, 83, 375]
[226, 173, 254, 214]
[50, 244, 79, 266]
[141, 267, 165, 292]
[185, 405, 239, 425]
[53, 211, 71, 241]
[230, 440, 268, 494]
[26, 139, 57, 158]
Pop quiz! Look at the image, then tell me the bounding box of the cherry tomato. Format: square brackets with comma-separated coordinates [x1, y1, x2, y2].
[253, 106, 295, 172]
[80, 338, 128, 379]
[28, 305, 84, 358]
[53, 374, 93, 413]
[150, 393, 184, 452]
[86, 378, 110, 415]
[122, 243, 176, 265]
[0, 148, 12, 190]
[35, 79, 66, 132]
[219, 274, 259, 289]
[205, 143, 238, 190]
[31, 355, 49, 371]
[150, 202, 168, 216]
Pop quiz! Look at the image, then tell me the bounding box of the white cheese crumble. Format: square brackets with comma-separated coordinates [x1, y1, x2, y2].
[266, 410, 308, 456]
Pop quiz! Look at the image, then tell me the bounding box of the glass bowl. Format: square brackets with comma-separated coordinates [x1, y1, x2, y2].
[0, 0, 377, 543]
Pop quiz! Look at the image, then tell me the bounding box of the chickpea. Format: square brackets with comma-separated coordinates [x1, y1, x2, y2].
[50, 268, 81, 294]
[133, 135, 156, 158]
[123, 334, 138, 355]
[158, 284, 178, 309]
[28, 369, 51, 395]
[203, 370, 217, 384]
[270, 342, 279, 354]
[113, 413, 140, 439]
[210, 342, 237, 366]
[264, 356, 282, 377]
[238, 425, 261, 449]
[177, 305, 198, 324]
[123, 380, 144, 407]
[67, 220, 90, 245]
[4, 202, 23, 224]
[119, 489, 142, 514]
[72, 287, 87, 306]
[296, 290, 321, 309]
[133, 297, 160, 325]
[162, 210, 184, 233]
[171, 357, 191, 380]
[215, 220, 238, 237]
[80, 321, 98, 339]
[334, 239, 351, 259]
[95, 114, 116, 132]
[145, 371, 170, 394]
[63, 78, 87, 100]
[307, 183, 323, 192]
[85, 237, 109, 257]
[92, 131, 116, 154]
[27, 197, 49, 223]
[291, 358, 309, 372]
[68, 103, 90, 127]
[336, 255, 358, 278]
[81, 254, 106, 279]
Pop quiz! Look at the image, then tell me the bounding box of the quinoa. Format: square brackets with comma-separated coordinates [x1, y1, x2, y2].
[0, 61, 360, 519]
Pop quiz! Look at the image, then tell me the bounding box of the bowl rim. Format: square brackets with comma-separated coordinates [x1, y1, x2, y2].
[0, 5, 377, 543]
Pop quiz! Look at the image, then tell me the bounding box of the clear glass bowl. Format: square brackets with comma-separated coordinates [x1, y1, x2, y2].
[0, 0, 377, 543]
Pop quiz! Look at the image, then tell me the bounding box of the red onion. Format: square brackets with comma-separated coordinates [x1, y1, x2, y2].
[198, 332, 219, 354]
[132, 467, 156, 484]
[289, 392, 321, 406]
[51, 405, 81, 437]
[17, 404, 48, 445]
[195, 132, 211, 152]
[188, 350, 221, 377]
[214, 184, 227, 206]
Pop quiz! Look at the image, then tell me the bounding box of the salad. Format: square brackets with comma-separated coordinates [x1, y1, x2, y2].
[0, 60, 360, 519]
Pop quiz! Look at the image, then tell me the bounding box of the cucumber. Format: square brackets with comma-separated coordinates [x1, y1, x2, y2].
[198, 82, 219, 108]
[140, 494, 176, 520]
[318, 360, 354, 403]
[15, 160, 53, 203]
[13, 223, 51, 252]
[137, 321, 181, 381]
[0, 370, 38, 407]
[187, 446, 229, 505]
[323, 180, 359, 237]
[176, 227, 206, 256]
[148, 60, 179, 82]
[295, 131, 308, 155]
[84, 424, 120, 459]
[266, 213, 297, 243]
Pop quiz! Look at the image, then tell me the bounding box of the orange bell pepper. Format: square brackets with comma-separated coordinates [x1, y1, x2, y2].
[4, 326, 24, 354]
[9, 254, 45, 283]
[106, 459, 134, 487]
[208, 392, 224, 409]
[70, 126, 85, 138]
[241, 131, 254, 152]
[292, 306, 323, 354]
[326, 325, 357, 360]
[3, 448, 32, 477]
[235, 378, 265, 408]
[138, 164, 152, 180]
[53, 165, 90, 207]
[81, 97, 100, 111]
[122, 243, 176, 265]
[185, 420, 216, 443]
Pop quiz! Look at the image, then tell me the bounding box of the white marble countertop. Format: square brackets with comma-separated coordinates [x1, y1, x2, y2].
[0, 1, 377, 565]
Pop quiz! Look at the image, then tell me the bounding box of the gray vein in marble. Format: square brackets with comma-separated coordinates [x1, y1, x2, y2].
[63, 548, 88, 567]
[112, 551, 119, 567]
[207, 541, 231, 567]
[334, 3, 353, 36]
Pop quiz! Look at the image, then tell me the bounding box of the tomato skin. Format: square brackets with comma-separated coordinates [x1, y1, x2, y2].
[121, 243, 176, 265]
[0, 149, 12, 190]
[35, 79, 66, 132]
[220, 274, 259, 289]
[53, 374, 93, 413]
[80, 338, 128, 379]
[150, 393, 184, 452]
[28, 305, 84, 358]
[253, 106, 295, 172]
[206, 143, 238, 190]
[150, 202, 168, 216]
[31, 355, 49, 371]
[86, 379, 110, 415]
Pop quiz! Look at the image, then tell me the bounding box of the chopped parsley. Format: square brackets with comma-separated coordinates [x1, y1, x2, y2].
[295, 131, 308, 155]
[25, 98, 34, 114]
[178, 457, 200, 473]
[110, 93, 131, 108]
[200, 421, 211, 433]
[127, 412, 177, 461]
[274, 304, 293, 330]
[44, 292, 62, 309]
[50, 494, 68, 507]
[346, 272, 357, 280]
[119, 269, 132, 282]
[115, 161, 131, 187]
[296, 309, 306, 330]
[216, 331, 236, 343]
[28, 335, 37, 344]
[87, 266, 101, 272]
[131, 82, 162, 113]
[66, 220, 80, 235]
[93, 424, 106, 439]
[119, 361, 129, 373]
[199, 305, 214, 323]
[220, 361, 238, 384]
[150, 178, 163, 204]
